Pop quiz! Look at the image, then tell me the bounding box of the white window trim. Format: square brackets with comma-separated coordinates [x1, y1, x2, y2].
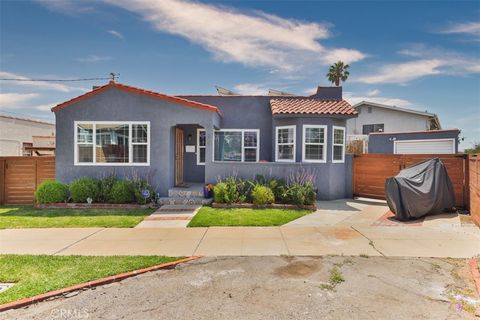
[197, 128, 206, 165]
[332, 126, 346, 163]
[212, 129, 260, 163]
[302, 125, 327, 163]
[74, 121, 150, 166]
[275, 125, 296, 163]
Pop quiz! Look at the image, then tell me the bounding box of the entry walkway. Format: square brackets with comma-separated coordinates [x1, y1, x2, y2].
[1, 199, 479, 258]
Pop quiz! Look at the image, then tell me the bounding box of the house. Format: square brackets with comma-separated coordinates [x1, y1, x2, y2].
[52, 82, 357, 200]
[0, 115, 55, 156]
[345, 101, 459, 154]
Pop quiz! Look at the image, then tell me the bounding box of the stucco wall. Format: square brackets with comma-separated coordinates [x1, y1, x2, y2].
[368, 130, 460, 154]
[346, 104, 431, 135]
[55, 88, 219, 196]
[205, 154, 353, 200]
[0, 117, 55, 156]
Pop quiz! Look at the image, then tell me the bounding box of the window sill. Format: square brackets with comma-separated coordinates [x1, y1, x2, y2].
[74, 163, 150, 166]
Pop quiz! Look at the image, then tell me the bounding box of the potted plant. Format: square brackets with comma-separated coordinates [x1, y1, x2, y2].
[204, 184, 214, 199]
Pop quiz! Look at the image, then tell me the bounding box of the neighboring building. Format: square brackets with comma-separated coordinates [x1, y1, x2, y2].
[0, 115, 55, 156]
[52, 82, 357, 200]
[346, 101, 458, 154]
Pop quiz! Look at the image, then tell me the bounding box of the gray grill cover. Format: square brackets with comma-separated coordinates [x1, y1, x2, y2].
[385, 158, 455, 221]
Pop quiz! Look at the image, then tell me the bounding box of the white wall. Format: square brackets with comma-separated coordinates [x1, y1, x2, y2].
[0, 117, 55, 156]
[346, 105, 431, 135]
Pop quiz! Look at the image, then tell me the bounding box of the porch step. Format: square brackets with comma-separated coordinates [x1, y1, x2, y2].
[158, 197, 212, 206]
[168, 189, 204, 198]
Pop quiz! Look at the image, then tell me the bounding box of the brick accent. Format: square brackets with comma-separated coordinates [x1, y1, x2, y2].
[211, 202, 316, 210]
[35, 203, 153, 209]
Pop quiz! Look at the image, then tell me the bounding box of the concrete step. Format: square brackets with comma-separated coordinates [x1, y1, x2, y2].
[168, 189, 204, 198]
[158, 197, 212, 206]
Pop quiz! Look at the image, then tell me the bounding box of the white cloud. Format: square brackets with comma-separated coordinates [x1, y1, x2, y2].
[37, 0, 95, 14]
[366, 89, 380, 97]
[440, 22, 480, 38]
[343, 91, 413, 108]
[233, 83, 268, 95]
[0, 71, 85, 92]
[108, 30, 124, 40]
[0, 93, 39, 108]
[102, 0, 365, 73]
[76, 55, 112, 63]
[35, 102, 60, 112]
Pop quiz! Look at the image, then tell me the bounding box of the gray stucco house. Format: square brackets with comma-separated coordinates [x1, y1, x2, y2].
[52, 81, 357, 200]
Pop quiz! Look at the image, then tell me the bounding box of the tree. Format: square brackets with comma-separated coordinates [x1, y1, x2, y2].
[464, 142, 480, 154]
[327, 61, 350, 86]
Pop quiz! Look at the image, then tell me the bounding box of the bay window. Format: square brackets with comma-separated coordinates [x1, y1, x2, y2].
[302, 125, 327, 162]
[275, 126, 295, 162]
[74, 121, 150, 165]
[214, 129, 259, 162]
[332, 126, 345, 163]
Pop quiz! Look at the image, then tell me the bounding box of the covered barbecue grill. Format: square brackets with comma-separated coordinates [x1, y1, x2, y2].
[385, 158, 456, 221]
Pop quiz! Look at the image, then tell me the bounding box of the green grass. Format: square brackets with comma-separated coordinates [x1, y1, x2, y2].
[187, 206, 312, 227]
[0, 255, 181, 304]
[0, 206, 155, 228]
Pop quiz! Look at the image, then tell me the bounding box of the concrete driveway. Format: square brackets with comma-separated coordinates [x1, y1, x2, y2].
[2, 256, 478, 319]
[0, 199, 479, 258]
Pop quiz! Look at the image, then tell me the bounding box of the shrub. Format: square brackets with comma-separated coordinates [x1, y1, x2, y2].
[213, 177, 247, 204]
[98, 176, 117, 203]
[108, 180, 134, 203]
[286, 182, 316, 205]
[252, 185, 275, 205]
[69, 178, 100, 203]
[131, 179, 156, 204]
[35, 180, 68, 204]
[213, 182, 228, 203]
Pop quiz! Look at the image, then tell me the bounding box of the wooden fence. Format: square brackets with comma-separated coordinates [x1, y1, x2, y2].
[469, 154, 480, 226]
[353, 154, 469, 208]
[0, 157, 55, 205]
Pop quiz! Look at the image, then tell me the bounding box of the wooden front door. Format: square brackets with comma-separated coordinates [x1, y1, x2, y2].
[175, 128, 184, 186]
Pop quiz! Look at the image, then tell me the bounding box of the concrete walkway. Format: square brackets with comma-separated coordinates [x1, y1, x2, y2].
[1, 199, 479, 258]
[135, 205, 201, 228]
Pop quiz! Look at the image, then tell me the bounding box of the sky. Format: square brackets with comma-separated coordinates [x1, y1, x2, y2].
[0, 0, 479, 150]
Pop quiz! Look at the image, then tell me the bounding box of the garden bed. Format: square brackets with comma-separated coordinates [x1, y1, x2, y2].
[211, 202, 316, 210]
[34, 203, 154, 209]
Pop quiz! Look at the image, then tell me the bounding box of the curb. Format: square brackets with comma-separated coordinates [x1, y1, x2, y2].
[0, 256, 201, 313]
[468, 258, 480, 297]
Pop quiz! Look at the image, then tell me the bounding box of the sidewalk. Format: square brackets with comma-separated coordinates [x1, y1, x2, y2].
[1, 199, 479, 258]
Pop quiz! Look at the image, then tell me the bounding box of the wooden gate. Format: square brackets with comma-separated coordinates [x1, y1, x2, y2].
[352, 154, 469, 208]
[0, 156, 55, 204]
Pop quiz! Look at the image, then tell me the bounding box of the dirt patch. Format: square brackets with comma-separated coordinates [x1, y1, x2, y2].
[272, 259, 321, 278]
[324, 228, 358, 240]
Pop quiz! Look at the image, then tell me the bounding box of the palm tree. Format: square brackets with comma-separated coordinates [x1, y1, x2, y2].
[327, 61, 350, 86]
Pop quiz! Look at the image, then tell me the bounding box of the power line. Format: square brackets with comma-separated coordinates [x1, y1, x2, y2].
[0, 77, 111, 82]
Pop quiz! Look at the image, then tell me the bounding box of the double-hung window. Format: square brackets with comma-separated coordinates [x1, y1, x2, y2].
[197, 129, 206, 165]
[74, 121, 150, 165]
[213, 129, 259, 162]
[332, 126, 346, 163]
[302, 125, 327, 162]
[275, 126, 296, 162]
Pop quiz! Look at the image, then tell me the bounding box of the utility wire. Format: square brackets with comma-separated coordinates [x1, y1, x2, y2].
[0, 77, 111, 82]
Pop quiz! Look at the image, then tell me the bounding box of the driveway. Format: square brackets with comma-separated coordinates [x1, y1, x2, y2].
[2, 256, 478, 319]
[0, 199, 479, 257]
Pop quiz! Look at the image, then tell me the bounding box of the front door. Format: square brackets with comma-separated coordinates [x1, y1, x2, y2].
[175, 127, 184, 186]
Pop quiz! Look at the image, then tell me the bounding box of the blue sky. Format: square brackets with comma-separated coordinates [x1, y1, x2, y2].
[1, 0, 479, 150]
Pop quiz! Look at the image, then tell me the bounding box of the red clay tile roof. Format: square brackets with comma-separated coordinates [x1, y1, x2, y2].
[270, 98, 357, 116]
[51, 81, 222, 116]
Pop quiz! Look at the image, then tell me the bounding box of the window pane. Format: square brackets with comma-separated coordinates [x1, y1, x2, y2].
[214, 131, 242, 161]
[96, 124, 129, 163]
[305, 127, 324, 143]
[334, 129, 344, 144]
[77, 124, 93, 144]
[305, 144, 324, 160]
[78, 144, 93, 163]
[244, 131, 257, 147]
[132, 124, 147, 143]
[244, 148, 257, 162]
[278, 145, 294, 160]
[199, 147, 206, 163]
[333, 145, 343, 161]
[133, 145, 147, 163]
[198, 130, 206, 147]
[278, 128, 294, 144]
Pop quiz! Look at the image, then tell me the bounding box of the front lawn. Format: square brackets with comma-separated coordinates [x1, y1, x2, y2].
[0, 206, 155, 228]
[188, 206, 312, 227]
[0, 255, 180, 304]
